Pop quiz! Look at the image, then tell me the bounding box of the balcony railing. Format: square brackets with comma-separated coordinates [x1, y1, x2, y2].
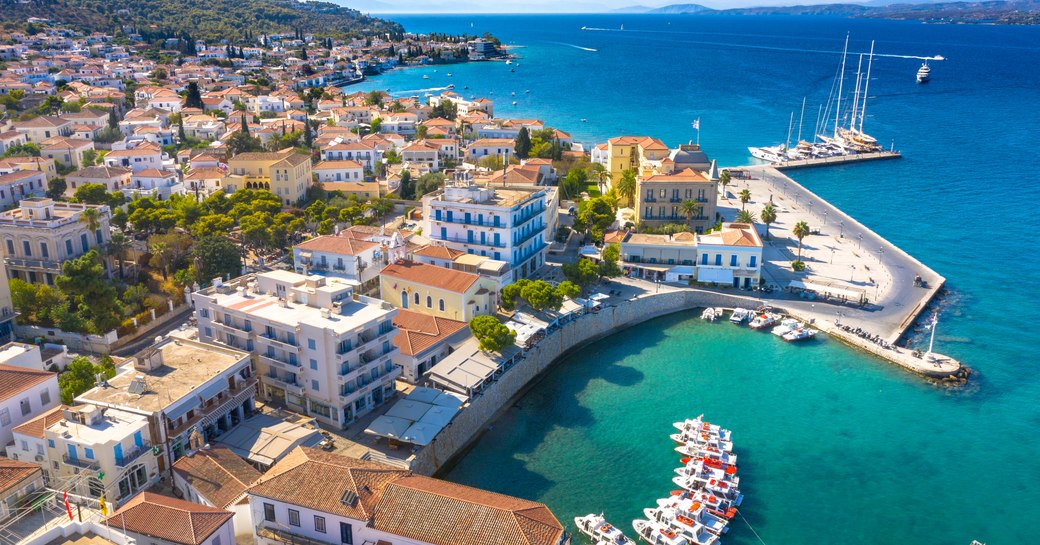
[4, 257, 64, 271]
[434, 235, 507, 249]
[514, 226, 545, 247]
[258, 333, 299, 349]
[169, 377, 257, 437]
[114, 442, 152, 468]
[257, 525, 335, 545]
[431, 216, 504, 228]
[62, 455, 99, 471]
[262, 374, 304, 395]
[259, 354, 301, 370]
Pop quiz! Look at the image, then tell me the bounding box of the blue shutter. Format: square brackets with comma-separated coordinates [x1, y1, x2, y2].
[134, 431, 143, 447]
[113, 443, 123, 465]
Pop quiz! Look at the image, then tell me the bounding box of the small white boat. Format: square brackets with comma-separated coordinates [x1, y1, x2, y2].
[771, 318, 801, 337]
[644, 508, 720, 545]
[675, 444, 738, 466]
[748, 312, 782, 330]
[632, 519, 686, 545]
[512, 101, 518, 105]
[666, 489, 738, 513]
[506, 59, 513, 65]
[701, 308, 718, 321]
[671, 475, 743, 507]
[672, 416, 732, 441]
[575, 513, 636, 545]
[447, 73, 453, 77]
[917, 62, 931, 84]
[675, 460, 740, 488]
[782, 327, 817, 342]
[422, 74, 429, 79]
[729, 308, 752, 324]
[670, 430, 733, 452]
[653, 496, 731, 534]
[446, 84, 455, 90]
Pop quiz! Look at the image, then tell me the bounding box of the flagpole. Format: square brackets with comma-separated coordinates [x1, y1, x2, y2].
[926, 312, 938, 361]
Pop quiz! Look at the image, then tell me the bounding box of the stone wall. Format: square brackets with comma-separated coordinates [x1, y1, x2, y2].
[409, 289, 761, 476]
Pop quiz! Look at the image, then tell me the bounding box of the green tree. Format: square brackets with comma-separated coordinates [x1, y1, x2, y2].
[735, 209, 755, 224]
[369, 117, 382, 133]
[73, 184, 111, 206]
[559, 166, 587, 200]
[46, 177, 67, 199]
[365, 90, 383, 107]
[77, 206, 101, 234]
[184, 81, 203, 109]
[1, 143, 41, 158]
[367, 198, 394, 227]
[793, 220, 811, 262]
[226, 130, 264, 155]
[739, 188, 752, 211]
[469, 315, 516, 352]
[58, 356, 117, 404]
[575, 197, 615, 241]
[514, 126, 531, 159]
[760, 204, 777, 240]
[193, 235, 242, 283]
[680, 200, 702, 226]
[562, 258, 601, 294]
[108, 232, 131, 278]
[56, 250, 122, 333]
[599, 243, 622, 277]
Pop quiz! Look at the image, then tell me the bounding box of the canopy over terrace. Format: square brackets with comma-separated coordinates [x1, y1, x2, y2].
[788, 279, 866, 303]
[427, 340, 522, 397]
[364, 415, 412, 440]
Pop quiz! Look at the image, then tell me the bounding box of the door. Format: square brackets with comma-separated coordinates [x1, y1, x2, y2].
[733, 277, 740, 288]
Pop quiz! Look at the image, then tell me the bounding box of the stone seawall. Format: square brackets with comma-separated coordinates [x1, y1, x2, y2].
[410, 289, 760, 476]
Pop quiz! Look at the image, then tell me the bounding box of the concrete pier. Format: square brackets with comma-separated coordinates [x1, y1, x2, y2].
[772, 151, 902, 170]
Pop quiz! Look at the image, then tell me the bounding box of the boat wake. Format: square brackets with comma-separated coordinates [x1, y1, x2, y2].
[548, 41, 598, 52]
[390, 86, 451, 95]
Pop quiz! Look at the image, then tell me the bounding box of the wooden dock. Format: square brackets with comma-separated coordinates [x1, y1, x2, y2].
[772, 151, 902, 170]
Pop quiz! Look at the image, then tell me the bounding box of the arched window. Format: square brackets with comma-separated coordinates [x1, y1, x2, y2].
[426, 296, 432, 308]
[413, 292, 420, 305]
[439, 299, 445, 311]
[401, 290, 408, 308]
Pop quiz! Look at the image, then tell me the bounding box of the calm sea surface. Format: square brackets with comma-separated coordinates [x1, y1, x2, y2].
[356, 14, 1040, 544]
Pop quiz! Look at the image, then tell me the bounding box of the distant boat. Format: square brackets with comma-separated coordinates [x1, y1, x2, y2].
[511, 68, 516, 73]
[581, 26, 587, 30]
[917, 62, 931, 84]
[581, 118, 588, 122]
[621, 23, 625, 30]
[422, 74, 429, 79]
[447, 73, 453, 77]
[505, 60, 512, 65]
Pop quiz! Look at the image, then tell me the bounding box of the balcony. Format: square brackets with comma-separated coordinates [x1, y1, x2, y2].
[644, 197, 657, 203]
[114, 442, 152, 468]
[4, 257, 64, 271]
[262, 374, 304, 396]
[169, 377, 257, 437]
[62, 455, 99, 471]
[257, 333, 299, 351]
[514, 207, 545, 227]
[514, 226, 546, 247]
[431, 215, 503, 228]
[257, 524, 335, 545]
[670, 197, 682, 203]
[434, 235, 507, 249]
[213, 320, 253, 336]
[258, 354, 301, 371]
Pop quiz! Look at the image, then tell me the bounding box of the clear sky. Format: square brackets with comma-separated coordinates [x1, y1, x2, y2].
[336, 0, 874, 14]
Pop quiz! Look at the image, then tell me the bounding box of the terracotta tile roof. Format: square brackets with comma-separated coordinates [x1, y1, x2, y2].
[171, 447, 262, 508]
[642, 168, 710, 183]
[44, 532, 119, 545]
[295, 234, 377, 256]
[381, 261, 480, 294]
[607, 135, 667, 150]
[392, 309, 468, 357]
[248, 447, 409, 521]
[0, 457, 42, 493]
[68, 166, 132, 179]
[106, 492, 233, 545]
[719, 223, 763, 247]
[413, 245, 465, 260]
[0, 364, 55, 402]
[12, 405, 67, 439]
[374, 475, 564, 545]
[314, 160, 363, 170]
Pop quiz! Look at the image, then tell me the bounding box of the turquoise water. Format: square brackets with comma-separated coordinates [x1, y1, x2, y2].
[356, 14, 1040, 544]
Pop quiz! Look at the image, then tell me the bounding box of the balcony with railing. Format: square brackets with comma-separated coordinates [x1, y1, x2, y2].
[514, 225, 546, 247]
[257, 524, 335, 545]
[169, 377, 257, 437]
[257, 332, 300, 351]
[114, 442, 152, 468]
[4, 257, 64, 271]
[433, 235, 507, 249]
[258, 353, 300, 371]
[261, 373, 303, 396]
[61, 455, 99, 471]
[513, 206, 545, 227]
[430, 215, 505, 228]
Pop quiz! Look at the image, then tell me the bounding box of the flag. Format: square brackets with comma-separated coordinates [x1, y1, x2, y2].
[692, 118, 700, 131]
[64, 491, 73, 521]
[99, 495, 108, 516]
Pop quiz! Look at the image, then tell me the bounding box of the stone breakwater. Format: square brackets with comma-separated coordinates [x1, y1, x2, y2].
[409, 285, 964, 476]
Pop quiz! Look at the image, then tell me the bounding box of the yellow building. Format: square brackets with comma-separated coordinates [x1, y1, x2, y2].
[379, 260, 498, 321]
[225, 149, 312, 206]
[635, 168, 718, 233]
[605, 136, 669, 186]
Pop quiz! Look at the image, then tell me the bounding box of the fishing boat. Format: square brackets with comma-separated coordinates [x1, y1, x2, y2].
[505, 59, 512, 64]
[670, 430, 733, 452]
[644, 508, 720, 545]
[782, 327, 817, 342]
[652, 496, 731, 535]
[446, 72, 453, 77]
[771, 318, 801, 337]
[729, 308, 752, 324]
[511, 101, 518, 105]
[575, 513, 636, 545]
[917, 62, 931, 84]
[748, 312, 782, 330]
[446, 84, 455, 90]
[632, 519, 686, 545]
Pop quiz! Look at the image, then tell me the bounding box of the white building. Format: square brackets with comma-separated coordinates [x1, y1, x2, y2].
[0, 364, 59, 450]
[695, 222, 764, 288]
[422, 183, 550, 278]
[391, 309, 469, 384]
[0, 198, 112, 285]
[124, 169, 183, 200]
[193, 271, 399, 429]
[247, 447, 565, 545]
[292, 232, 386, 289]
[312, 160, 363, 183]
[106, 492, 235, 545]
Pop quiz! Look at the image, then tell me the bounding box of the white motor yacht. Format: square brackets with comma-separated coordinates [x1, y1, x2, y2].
[666, 488, 739, 513]
[676, 445, 738, 466]
[653, 496, 731, 534]
[672, 416, 732, 441]
[675, 459, 740, 488]
[575, 513, 636, 545]
[672, 474, 743, 506]
[670, 433, 733, 453]
[771, 318, 801, 337]
[917, 62, 931, 83]
[632, 519, 687, 545]
[644, 507, 721, 545]
[729, 308, 753, 324]
[748, 312, 782, 330]
[783, 327, 818, 342]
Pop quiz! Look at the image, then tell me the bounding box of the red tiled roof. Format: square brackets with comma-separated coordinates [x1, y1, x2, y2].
[0, 458, 42, 493]
[171, 447, 262, 508]
[105, 492, 232, 545]
[0, 364, 55, 402]
[12, 405, 67, 439]
[392, 309, 468, 356]
[380, 261, 480, 294]
[413, 245, 465, 260]
[295, 234, 378, 256]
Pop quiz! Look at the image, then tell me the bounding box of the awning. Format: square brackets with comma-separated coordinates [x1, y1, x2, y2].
[401, 422, 440, 446]
[365, 415, 412, 439]
[195, 379, 228, 404]
[633, 263, 672, 272]
[418, 405, 457, 427]
[589, 293, 610, 302]
[432, 391, 465, 409]
[404, 386, 442, 404]
[788, 280, 865, 300]
[697, 268, 735, 284]
[385, 400, 433, 421]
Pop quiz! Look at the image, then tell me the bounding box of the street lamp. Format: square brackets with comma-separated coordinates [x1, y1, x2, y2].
[857, 233, 863, 250]
[839, 220, 844, 238]
[823, 210, 828, 226]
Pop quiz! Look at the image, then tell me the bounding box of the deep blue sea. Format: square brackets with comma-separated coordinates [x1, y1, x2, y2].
[356, 14, 1040, 544]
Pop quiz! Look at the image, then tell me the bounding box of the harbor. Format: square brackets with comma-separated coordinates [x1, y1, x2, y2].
[771, 150, 902, 170]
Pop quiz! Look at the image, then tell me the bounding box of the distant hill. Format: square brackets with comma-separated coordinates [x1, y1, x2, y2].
[0, 0, 404, 41]
[612, 0, 1039, 23]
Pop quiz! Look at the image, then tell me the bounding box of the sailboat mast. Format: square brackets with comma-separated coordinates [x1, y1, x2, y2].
[859, 40, 875, 134]
[796, 96, 806, 143]
[785, 112, 794, 149]
[834, 33, 849, 139]
[813, 104, 822, 144]
[850, 53, 863, 132]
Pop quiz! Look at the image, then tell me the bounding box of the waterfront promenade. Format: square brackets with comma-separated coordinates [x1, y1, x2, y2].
[718, 165, 945, 344]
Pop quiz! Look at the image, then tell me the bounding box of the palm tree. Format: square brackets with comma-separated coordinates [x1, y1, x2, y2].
[108, 232, 130, 278]
[679, 200, 702, 225]
[595, 167, 612, 194]
[739, 189, 752, 211]
[735, 209, 755, 224]
[149, 241, 171, 280]
[78, 207, 101, 233]
[793, 220, 811, 262]
[719, 170, 731, 199]
[616, 169, 637, 207]
[760, 204, 777, 240]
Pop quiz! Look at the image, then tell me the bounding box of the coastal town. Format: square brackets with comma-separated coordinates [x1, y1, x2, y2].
[0, 14, 966, 545]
